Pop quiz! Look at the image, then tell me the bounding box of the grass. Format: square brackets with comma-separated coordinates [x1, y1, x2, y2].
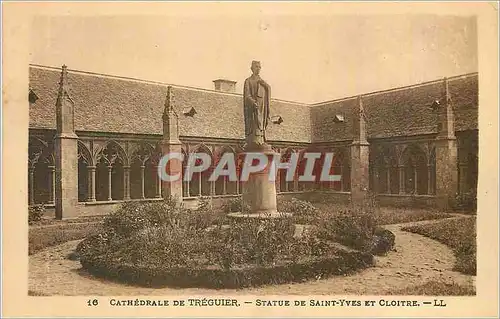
[402, 217, 476, 275]
[28, 290, 50, 296]
[30, 215, 105, 227]
[314, 203, 452, 226]
[29, 222, 102, 255]
[387, 281, 476, 296]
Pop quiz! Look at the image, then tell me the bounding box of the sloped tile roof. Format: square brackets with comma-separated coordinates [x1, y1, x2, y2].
[29, 66, 168, 135]
[29, 65, 477, 144]
[29, 66, 311, 142]
[310, 73, 478, 142]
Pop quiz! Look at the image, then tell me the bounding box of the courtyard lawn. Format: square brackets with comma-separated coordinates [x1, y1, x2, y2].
[402, 217, 476, 275]
[313, 203, 452, 226]
[29, 221, 102, 255]
[30, 215, 105, 227]
[387, 280, 476, 296]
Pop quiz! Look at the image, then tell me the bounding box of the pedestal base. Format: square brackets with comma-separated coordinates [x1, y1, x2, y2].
[240, 143, 278, 216]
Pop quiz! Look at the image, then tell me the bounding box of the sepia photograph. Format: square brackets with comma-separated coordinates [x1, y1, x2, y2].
[2, 1, 499, 318]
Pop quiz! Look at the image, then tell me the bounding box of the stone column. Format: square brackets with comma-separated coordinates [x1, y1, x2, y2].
[427, 164, 433, 195]
[87, 165, 96, 202]
[140, 165, 145, 199]
[107, 166, 113, 201]
[386, 166, 391, 194]
[350, 96, 370, 204]
[155, 165, 162, 198]
[434, 77, 458, 210]
[48, 165, 56, 205]
[197, 173, 202, 196]
[398, 165, 405, 194]
[123, 166, 131, 200]
[29, 167, 35, 206]
[413, 167, 418, 194]
[373, 167, 379, 194]
[210, 180, 215, 196]
[161, 86, 183, 202]
[54, 65, 79, 219]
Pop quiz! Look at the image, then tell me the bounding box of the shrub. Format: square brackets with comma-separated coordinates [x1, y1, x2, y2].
[277, 198, 320, 224]
[28, 204, 45, 224]
[316, 208, 377, 251]
[100, 196, 223, 238]
[78, 197, 375, 288]
[205, 217, 297, 269]
[368, 228, 396, 256]
[455, 191, 477, 213]
[453, 235, 476, 275]
[221, 197, 246, 213]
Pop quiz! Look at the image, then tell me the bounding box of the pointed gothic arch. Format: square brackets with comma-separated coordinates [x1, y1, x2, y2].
[214, 145, 238, 195]
[94, 140, 128, 201]
[28, 137, 54, 205]
[188, 144, 213, 197]
[130, 143, 156, 199]
[77, 141, 93, 202]
[401, 144, 428, 195]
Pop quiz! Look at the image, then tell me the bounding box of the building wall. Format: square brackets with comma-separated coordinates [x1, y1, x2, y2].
[28, 66, 479, 216]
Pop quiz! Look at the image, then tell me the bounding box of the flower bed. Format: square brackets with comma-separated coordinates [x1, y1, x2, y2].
[77, 198, 374, 288]
[80, 248, 373, 289]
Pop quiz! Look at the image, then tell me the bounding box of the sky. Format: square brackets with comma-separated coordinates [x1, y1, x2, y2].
[30, 14, 477, 104]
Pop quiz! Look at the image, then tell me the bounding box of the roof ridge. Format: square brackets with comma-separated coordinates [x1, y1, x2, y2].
[29, 64, 476, 107]
[29, 64, 309, 106]
[311, 72, 478, 106]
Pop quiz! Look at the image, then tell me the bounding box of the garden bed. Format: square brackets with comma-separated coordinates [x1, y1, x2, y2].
[80, 247, 373, 289]
[76, 198, 378, 289]
[402, 217, 476, 275]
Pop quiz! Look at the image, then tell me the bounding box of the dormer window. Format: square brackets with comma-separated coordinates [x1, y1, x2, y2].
[183, 107, 197, 117]
[271, 115, 283, 124]
[333, 114, 345, 123]
[29, 88, 39, 104]
[431, 99, 441, 110]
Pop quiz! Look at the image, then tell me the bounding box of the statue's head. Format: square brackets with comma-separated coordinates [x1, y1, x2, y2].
[251, 60, 261, 75]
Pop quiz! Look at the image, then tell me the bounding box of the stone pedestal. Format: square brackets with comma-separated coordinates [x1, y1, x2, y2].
[242, 144, 278, 215]
[229, 143, 287, 219]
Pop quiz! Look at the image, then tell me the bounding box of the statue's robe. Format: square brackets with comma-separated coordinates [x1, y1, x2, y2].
[243, 75, 270, 143]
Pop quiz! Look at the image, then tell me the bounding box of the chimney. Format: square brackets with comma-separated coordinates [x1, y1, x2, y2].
[213, 79, 237, 93]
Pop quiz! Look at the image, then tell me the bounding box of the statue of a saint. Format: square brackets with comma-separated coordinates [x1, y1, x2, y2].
[243, 61, 271, 147]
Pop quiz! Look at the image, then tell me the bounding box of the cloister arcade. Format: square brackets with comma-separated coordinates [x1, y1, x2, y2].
[29, 133, 477, 207]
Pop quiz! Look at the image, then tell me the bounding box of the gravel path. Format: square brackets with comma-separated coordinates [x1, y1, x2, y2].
[29, 218, 475, 296]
